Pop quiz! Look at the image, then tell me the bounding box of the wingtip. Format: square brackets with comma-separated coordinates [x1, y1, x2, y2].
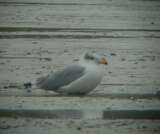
[36, 76, 47, 88]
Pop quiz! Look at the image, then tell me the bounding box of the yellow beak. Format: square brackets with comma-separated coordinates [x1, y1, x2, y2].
[99, 58, 108, 65]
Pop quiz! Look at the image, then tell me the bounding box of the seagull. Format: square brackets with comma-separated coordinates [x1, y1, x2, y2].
[36, 51, 108, 95]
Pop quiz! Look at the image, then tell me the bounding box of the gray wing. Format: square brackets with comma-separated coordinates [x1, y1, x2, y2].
[36, 64, 85, 91]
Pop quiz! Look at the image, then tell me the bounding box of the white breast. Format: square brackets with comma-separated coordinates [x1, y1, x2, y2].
[59, 63, 104, 94]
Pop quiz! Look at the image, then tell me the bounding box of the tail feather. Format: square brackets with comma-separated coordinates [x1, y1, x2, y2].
[36, 75, 48, 89]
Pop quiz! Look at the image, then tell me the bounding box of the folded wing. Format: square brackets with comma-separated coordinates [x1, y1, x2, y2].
[36, 64, 85, 91]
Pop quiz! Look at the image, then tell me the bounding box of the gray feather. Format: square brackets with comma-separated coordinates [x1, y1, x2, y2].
[36, 64, 85, 91]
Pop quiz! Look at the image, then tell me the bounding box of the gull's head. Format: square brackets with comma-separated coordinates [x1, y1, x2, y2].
[80, 51, 108, 65]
